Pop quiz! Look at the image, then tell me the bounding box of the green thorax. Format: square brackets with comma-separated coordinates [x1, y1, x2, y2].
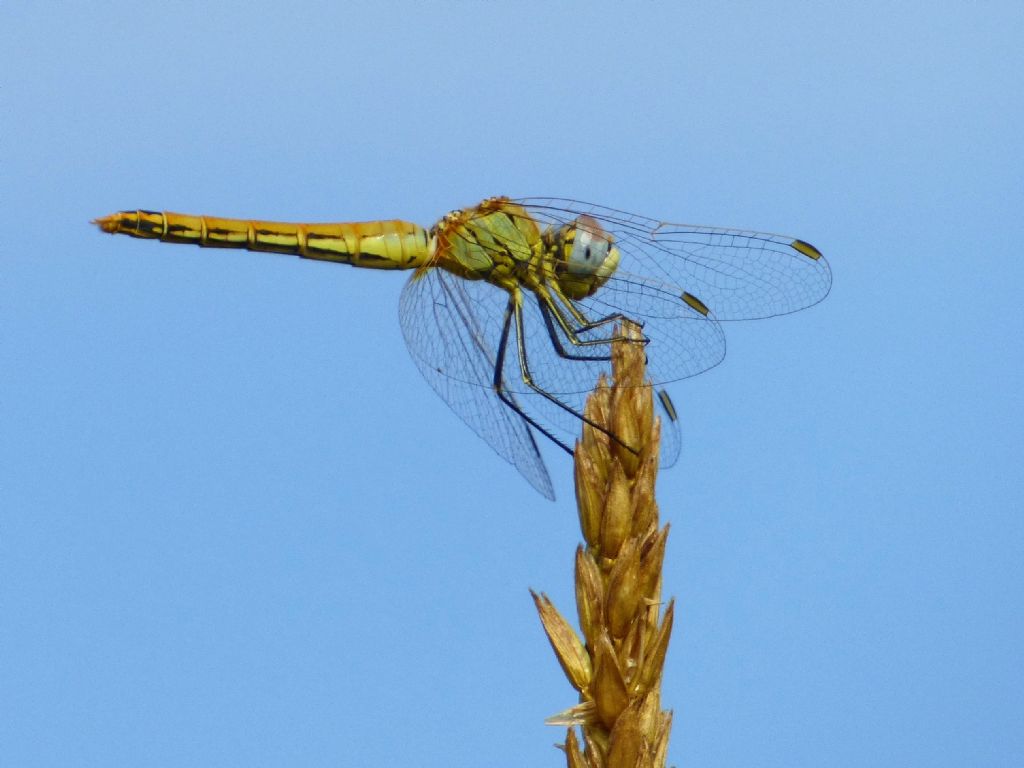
[431, 197, 620, 301]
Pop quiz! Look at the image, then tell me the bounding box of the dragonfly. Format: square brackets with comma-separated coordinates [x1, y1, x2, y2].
[94, 197, 831, 499]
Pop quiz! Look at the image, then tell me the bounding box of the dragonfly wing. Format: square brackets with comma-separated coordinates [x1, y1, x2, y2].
[654, 388, 683, 468]
[399, 266, 555, 500]
[476, 266, 727, 395]
[574, 270, 728, 387]
[462, 281, 695, 464]
[515, 198, 832, 321]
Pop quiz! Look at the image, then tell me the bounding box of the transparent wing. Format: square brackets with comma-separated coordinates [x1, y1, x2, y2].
[514, 197, 832, 321]
[399, 266, 555, 500]
[654, 388, 683, 468]
[401, 264, 687, 470]
[502, 279, 691, 467]
[400, 197, 829, 487]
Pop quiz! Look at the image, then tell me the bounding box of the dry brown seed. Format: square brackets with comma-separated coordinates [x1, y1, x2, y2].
[629, 454, 658, 536]
[599, 463, 632, 557]
[575, 546, 604, 648]
[575, 450, 604, 547]
[638, 383, 654, 446]
[582, 376, 611, 450]
[606, 539, 642, 639]
[582, 405, 613, 486]
[611, 392, 642, 474]
[618, 616, 646, 687]
[592, 633, 629, 729]
[637, 525, 669, 603]
[636, 691, 661, 741]
[606, 703, 646, 768]
[646, 410, 661, 456]
[532, 590, 592, 692]
[637, 600, 674, 694]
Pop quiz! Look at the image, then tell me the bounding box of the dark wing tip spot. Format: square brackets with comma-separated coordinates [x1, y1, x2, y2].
[681, 291, 710, 316]
[791, 239, 823, 260]
[657, 389, 679, 422]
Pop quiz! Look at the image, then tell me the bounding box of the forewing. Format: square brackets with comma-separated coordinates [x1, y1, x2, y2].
[453, 261, 726, 397]
[515, 197, 832, 321]
[399, 266, 555, 500]
[402, 196, 828, 475]
[571, 269, 728, 388]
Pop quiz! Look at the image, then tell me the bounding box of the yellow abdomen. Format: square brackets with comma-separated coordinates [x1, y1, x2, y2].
[94, 210, 432, 270]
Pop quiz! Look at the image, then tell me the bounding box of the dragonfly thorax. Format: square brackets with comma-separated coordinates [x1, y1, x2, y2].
[547, 215, 621, 300]
[430, 200, 542, 284]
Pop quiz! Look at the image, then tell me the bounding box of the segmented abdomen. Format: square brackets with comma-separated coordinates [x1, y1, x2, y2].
[94, 210, 431, 270]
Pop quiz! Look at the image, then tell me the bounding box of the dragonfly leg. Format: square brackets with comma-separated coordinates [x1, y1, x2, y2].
[540, 282, 643, 348]
[553, 283, 639, 335]
[536, 297, 611, 362]
[533, 283, 649, 362]
[512, 294, 639, 457]
[493, 295, 575, 456]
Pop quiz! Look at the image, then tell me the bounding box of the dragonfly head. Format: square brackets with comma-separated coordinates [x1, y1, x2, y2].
[550, 215, 621, 299]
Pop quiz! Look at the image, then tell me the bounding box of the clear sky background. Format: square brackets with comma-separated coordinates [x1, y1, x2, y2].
[3, 2, 1022, 766]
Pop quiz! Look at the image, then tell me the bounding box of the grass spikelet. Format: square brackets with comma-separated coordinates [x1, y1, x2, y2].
[534, 322, 674, 768]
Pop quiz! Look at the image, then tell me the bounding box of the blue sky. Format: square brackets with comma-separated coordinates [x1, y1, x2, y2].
[2, 1, 1022, 766]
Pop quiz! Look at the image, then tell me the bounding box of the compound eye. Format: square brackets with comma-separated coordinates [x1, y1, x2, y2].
[567, 227, 611, 275]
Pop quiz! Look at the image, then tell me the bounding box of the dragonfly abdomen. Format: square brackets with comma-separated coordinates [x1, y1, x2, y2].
[94, 210, 432, 270]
